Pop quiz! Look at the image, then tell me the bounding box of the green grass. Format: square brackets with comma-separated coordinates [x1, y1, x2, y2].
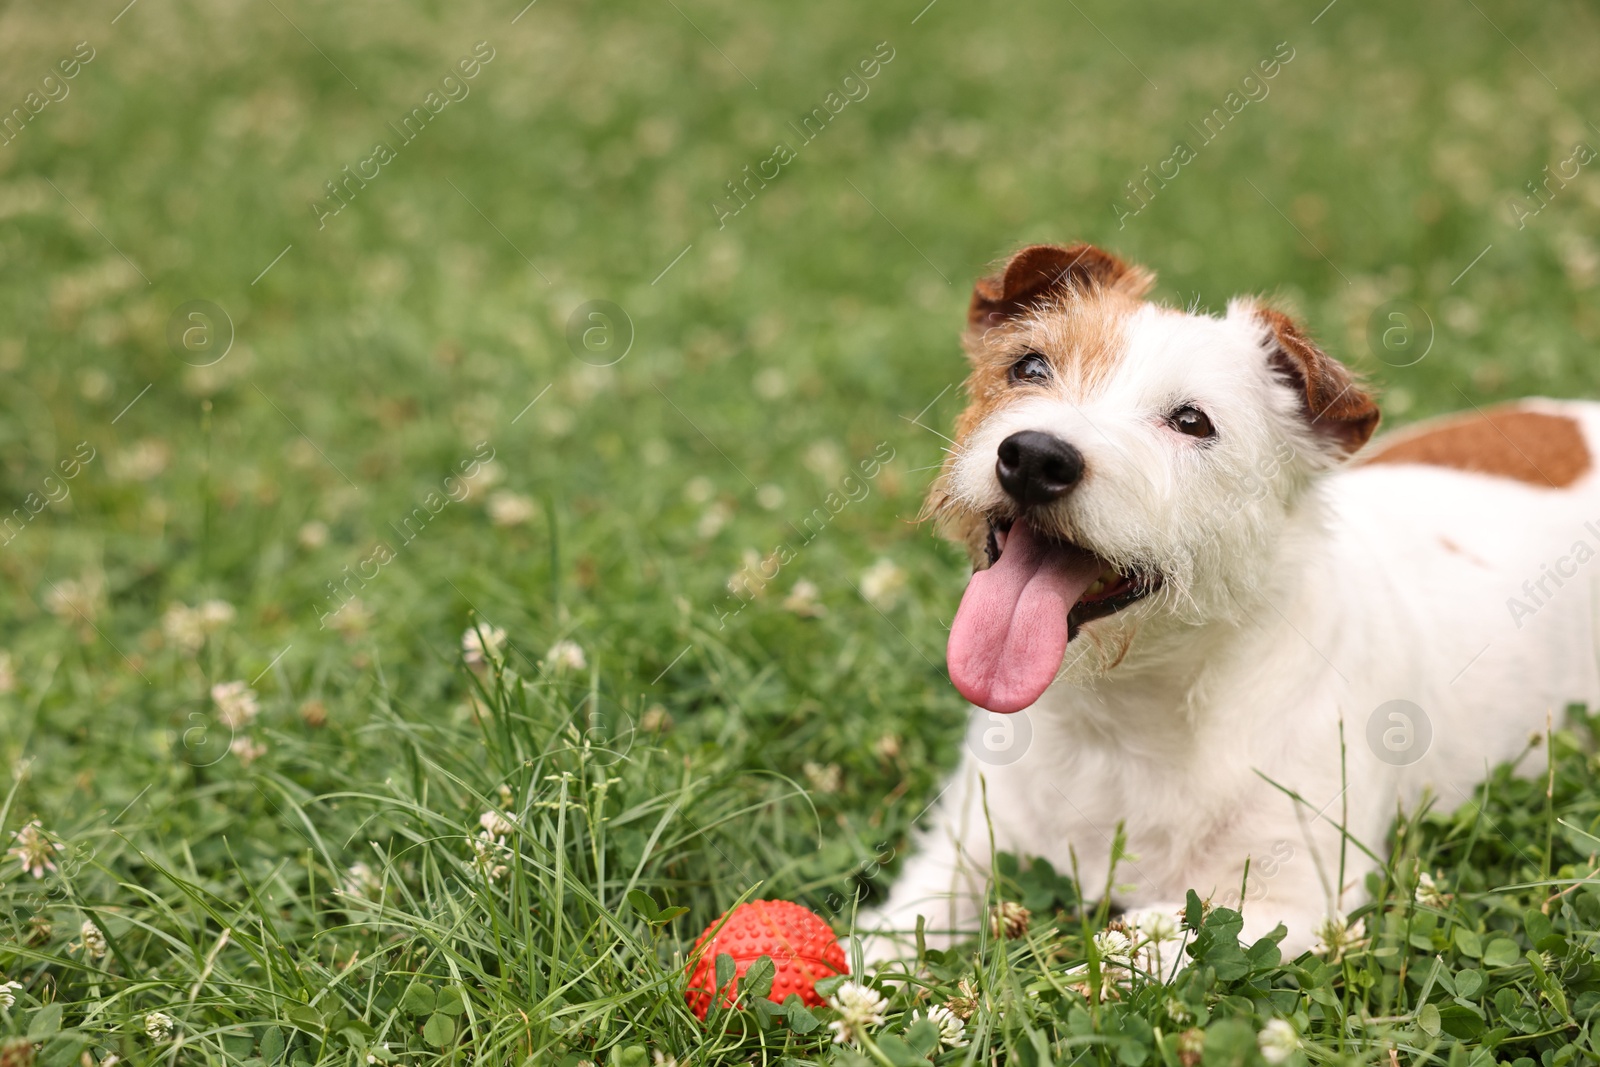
[2, 0, 1600, 1063]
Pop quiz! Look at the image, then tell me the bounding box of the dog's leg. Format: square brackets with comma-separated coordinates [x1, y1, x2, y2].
[1178, 799, 1378, 958]
[855, 760, 993, 963]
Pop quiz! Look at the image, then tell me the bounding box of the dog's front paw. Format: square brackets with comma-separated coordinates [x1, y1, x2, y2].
[850, 908, 919, 966]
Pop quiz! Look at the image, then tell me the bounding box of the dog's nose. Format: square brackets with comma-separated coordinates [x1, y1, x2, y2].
[996, 430, 1084, 507]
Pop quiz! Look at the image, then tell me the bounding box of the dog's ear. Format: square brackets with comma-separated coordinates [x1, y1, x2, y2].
[1255, 306, 1380, 455]
[968, 243, 1155, 331]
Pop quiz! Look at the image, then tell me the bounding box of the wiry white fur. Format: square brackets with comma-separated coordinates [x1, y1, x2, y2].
[861, 298, 1600, 959]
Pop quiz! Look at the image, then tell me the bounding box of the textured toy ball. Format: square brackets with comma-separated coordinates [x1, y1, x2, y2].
[684, 900, 848, 1020]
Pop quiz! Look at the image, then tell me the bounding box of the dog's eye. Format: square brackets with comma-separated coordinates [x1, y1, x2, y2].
[1169, 406, 1215, 439]
[1008, 352, 1051, 384]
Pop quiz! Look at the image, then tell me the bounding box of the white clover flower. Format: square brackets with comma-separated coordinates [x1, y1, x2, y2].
[945, 977, 978, 1020]
[472, 460, 504, 489]
[486, 491, 536, 527]
[230, 736, 267, 765]
[827, 980, 888, 1045]
[474, 816, 514, 882]
[479, 811, 515, 839]
[803, 762, 842, 794]
[1258, 1019, 1300, 1064]
[544, 640, 587, 671]
[144, 1011, 175, 1041]
[684, 476, 715, 504]
[114, 437, 169, 481]
[7, 820, 63, 878]
[341, 862, 384, 901]
[45, 577, 100, 624]
[990, 901, 1031, 939]
[1415, 871, 1449, 908]
[299, 700, 328, 728]
[908, 1004, 967, 1048]
[695, 502, 731, 540]
[859, 558, 907, 609]
[297, 520, 329, 549]
[726, 552, 768, 600]
[1127, 909, 1184, 973]
[1094, 928, 1134, 967]
[782, 580, 826, 617]
[166, 601, 233, 653]
[1128, 908, 1182, 944]
[1311, 915, 1367, 963]
[199, 600, 236, 629]
[802, 440, 845, 479]
[471, 833, 512, 881]
[462, 624, 508, 667]
[1064, 959, 1132, 1001]
[163, 604, 205, 652]
[328, 597, 373, 637]
[753, 368, 788, 400]
[0, 980, 22, 1010]
[211, 680, 260, 729]
[81, 920, 108, 960]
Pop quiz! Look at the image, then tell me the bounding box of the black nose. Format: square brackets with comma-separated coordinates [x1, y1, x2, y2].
[996, 430, 1084, 507]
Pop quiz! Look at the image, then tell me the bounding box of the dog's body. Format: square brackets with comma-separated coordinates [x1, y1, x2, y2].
[863, 244, 1599, 958]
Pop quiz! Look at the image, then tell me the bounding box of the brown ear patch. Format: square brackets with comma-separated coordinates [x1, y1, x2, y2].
[1360, 405, 1591, 488]
[1258, 307, 1380, 455]
[968, 243, 1155, 331]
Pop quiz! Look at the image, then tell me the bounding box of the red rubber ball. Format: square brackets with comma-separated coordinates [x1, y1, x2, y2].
[684, 900, 848, 1020]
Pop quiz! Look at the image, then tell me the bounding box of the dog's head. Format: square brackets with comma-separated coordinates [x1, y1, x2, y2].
[928, 243, 1379, 712]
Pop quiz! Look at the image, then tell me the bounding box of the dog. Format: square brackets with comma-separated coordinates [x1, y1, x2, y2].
[860, 242, 1600, 960]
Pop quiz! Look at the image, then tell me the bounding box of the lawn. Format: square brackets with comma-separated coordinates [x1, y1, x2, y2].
[2, 0, 1600, 1064]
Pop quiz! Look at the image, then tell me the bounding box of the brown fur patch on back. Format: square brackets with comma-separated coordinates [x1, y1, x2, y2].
[1361, 405, 1591, 488]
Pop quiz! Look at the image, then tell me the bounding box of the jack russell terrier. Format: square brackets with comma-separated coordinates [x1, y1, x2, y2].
[861, 242, 1598, 959]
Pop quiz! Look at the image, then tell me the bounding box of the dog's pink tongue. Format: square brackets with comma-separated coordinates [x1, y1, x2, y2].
[948, 519, 1102, 714]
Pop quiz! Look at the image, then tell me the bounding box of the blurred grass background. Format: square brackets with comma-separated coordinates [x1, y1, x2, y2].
[1, 0, 1599, 1062]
